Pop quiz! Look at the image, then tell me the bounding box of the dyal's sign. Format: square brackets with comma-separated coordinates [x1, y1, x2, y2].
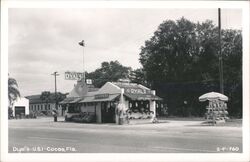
[65, 71, 83, 80]
[125, 88, 151, 94]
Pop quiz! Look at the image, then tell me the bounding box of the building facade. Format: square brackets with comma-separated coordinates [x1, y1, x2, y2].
[26, 93, 64, 116]
[12, 97, 29, 117]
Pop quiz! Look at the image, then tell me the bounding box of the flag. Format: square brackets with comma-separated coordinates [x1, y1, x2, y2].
[79, 40, 85, 46]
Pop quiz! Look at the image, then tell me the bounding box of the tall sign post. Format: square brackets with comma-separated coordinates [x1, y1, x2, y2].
[79, 40, 85, 83]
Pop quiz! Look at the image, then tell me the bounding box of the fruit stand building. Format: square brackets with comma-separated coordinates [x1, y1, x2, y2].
[60, 81, 162, 124]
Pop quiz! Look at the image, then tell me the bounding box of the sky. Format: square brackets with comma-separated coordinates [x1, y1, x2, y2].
[8, 8, 242, 96]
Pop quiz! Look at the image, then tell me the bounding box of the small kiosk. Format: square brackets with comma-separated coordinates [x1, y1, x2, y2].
[199, 92, 229, 125]
[60, 81, 162, 124]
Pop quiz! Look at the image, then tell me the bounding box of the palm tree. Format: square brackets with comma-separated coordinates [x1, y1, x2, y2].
[8, 77, 20, 105]
[8, 77, 20, 118]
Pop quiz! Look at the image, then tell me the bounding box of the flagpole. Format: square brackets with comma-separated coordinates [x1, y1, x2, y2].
[82, 42, 85, 83]
[79, 40, 85, 83]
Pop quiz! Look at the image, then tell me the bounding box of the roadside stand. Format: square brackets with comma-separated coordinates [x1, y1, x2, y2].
[199, 92, 229, 125]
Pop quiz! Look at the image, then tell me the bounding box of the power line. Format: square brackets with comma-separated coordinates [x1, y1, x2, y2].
[51, 72, 59, 110]
[218, 8, 224, 94]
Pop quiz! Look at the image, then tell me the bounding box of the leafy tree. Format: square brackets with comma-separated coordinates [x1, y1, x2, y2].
[129, 68, 149, 87]
[139, 17, 242, 117]
[40, 91, 51, 111]
[55, 92, 67, 102]
[40, 91, 67, 115]
[87, 60, 132, 87]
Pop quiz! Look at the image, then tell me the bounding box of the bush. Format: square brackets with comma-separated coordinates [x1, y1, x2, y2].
[71, 113, 96, 123]
[28, 112, 37, 118]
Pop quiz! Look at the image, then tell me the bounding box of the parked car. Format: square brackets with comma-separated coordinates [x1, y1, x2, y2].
[65, 111, 80, 121]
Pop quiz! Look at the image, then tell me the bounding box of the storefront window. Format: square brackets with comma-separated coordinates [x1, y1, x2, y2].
[128, 100, 150, 112]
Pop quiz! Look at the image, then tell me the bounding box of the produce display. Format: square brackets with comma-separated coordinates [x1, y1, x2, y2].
[205, 100, 229, 122]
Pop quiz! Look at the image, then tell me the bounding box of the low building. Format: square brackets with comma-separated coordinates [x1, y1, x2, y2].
[12, 97, 29, 117]
[61, 81, 162, 124]
[26, 93, 65, 116]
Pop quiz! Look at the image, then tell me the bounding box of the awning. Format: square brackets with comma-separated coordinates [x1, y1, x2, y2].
[69, 97, 83, 103]
[59, 97, 82, 104]
[80, 94, 120, 103]
[124, 93, 162, 101]
[199, 92, 228, 102]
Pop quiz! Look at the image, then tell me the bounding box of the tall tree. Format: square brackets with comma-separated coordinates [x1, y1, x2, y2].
[221, 29, 242, 117]
[139, 18, 242, 117]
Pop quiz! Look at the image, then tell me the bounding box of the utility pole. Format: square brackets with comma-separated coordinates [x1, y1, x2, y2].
[218, 8, 224, 94]
[51, 72, 59, 110]
[79, 40, 85, 83]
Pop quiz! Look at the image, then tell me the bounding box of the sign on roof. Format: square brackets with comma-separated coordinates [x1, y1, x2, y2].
[65, 71, 83, 80]
[86, 79, 92, 85]
[94, 93, 109, 99]
[124, 88, 151, 95]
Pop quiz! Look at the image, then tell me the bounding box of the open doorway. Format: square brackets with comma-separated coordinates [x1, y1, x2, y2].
[14, 106, 25, 117]
[101, 102, 115, 123]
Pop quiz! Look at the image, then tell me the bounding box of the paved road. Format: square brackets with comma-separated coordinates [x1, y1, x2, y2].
[8, 117, 242, 153]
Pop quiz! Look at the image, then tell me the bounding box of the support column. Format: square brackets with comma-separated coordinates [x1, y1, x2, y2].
[116, 88, 124, 124]
[120, 88, 125, 105]
[150, 90, 156, 118]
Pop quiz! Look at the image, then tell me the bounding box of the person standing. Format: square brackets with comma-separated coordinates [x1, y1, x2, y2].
[52, 109, 58, 122]
[115, 103, 126, 125]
